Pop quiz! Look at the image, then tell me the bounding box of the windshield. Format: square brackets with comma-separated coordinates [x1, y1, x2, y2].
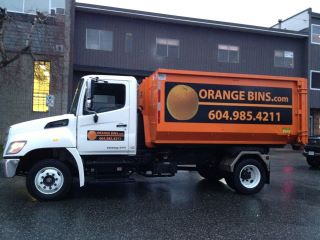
[69, 78, 84, 115]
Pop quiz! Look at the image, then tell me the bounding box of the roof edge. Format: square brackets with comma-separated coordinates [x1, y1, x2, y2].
[75, 3, 308, 38]
[311, 11, 320, 18]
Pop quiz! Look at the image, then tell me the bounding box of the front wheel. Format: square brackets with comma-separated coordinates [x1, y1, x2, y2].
[230, 158, 266, 195]
[26, 160, 72, 201]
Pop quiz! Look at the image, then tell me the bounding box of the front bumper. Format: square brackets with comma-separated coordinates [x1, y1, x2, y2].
[0, 159, 20, 178]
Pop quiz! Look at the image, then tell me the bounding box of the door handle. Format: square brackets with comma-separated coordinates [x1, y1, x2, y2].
[116, 124, 127, 128]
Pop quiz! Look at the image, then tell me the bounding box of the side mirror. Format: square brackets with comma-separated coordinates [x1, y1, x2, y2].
[84, 78, 99, 123]
[85, 79, 93, 112]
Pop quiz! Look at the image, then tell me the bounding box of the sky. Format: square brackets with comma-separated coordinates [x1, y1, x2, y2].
[77, 0, 320, 27]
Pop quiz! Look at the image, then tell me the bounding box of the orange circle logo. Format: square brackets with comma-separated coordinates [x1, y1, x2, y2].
[166, 85, 199, 120]
[87, 131, 97, 140]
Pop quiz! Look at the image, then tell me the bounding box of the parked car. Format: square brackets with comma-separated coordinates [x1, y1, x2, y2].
[303, 136, 320, 168]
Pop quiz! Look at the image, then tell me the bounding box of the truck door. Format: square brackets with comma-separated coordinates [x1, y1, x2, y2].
[77, 80, 130, 155]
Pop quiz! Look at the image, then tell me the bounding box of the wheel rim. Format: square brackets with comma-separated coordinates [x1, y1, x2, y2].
[34, 167, 64, 195]
[239, 165, 261, 189]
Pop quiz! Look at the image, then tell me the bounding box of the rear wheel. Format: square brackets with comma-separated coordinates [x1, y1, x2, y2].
[306, 157, 320, 168]
[26, 160, 72, 201]
[230, 158, 266, 194]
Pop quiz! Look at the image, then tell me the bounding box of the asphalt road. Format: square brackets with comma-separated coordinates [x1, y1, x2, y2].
[1, 148, 320, 240]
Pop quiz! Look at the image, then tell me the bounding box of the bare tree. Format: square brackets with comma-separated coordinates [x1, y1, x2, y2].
[0, 7, 47, 68]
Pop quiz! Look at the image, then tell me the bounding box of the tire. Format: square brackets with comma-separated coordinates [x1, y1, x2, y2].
[231, 158, 266, 195]
[26, 160, 72, 201]
[306, 157, 320, 168]
[197, 162, 223, 181]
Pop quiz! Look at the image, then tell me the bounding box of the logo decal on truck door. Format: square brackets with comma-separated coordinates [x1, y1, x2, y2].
[165, 82, 293, 125]
[87, 131, 125, 141]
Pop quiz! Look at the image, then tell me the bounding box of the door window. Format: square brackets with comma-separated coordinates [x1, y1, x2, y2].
[87, 83, 125, 114]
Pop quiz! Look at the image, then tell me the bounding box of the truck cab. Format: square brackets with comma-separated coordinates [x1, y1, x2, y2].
[1, 75, 139, 200]
[71, 75, 138, 155]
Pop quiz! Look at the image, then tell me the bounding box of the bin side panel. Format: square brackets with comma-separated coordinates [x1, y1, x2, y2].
[140, 69, 307, 147]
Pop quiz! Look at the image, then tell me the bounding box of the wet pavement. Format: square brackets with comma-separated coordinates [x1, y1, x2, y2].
[1, 147, 320, 240]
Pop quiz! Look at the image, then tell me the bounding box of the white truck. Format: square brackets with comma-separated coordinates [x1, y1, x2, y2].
[0, 69, 307, 201]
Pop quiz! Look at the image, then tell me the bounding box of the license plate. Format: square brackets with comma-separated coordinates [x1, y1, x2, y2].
[308, 151, 315, 156]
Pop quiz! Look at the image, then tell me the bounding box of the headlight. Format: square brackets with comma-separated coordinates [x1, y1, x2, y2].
[6, 141, 27, 155]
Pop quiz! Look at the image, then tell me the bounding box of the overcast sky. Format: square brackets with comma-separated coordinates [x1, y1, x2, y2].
[77, 0, 320, 27]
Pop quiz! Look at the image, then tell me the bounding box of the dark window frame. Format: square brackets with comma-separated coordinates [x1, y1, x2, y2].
[310, 70, 320, 90]
[156, 38, 180, 58]
[86, 28, 113, 51]
[311, 24, 320, 45]
[125, 32, 133, 53]
[217, 44, 240, 63]
[274, 50, 294, 68]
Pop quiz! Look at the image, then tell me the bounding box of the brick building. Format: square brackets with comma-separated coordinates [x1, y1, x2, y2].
[0, 0, 72, 142]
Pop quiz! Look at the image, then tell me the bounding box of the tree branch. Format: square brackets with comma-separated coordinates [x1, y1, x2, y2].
[0, 46, 30, 68]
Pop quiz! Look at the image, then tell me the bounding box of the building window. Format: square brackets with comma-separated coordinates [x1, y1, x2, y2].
[311, 71, 320, 90]
[311, 24, 320, 45]
[33, 61, 50, 112]
[274, 50, 294, 68]
[156, 38, 179, 58]
[0, 0, 65, 14]
[86, 28, 113, 51]
[125, 33, 133, 53]
[218, 45, 239, 63]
